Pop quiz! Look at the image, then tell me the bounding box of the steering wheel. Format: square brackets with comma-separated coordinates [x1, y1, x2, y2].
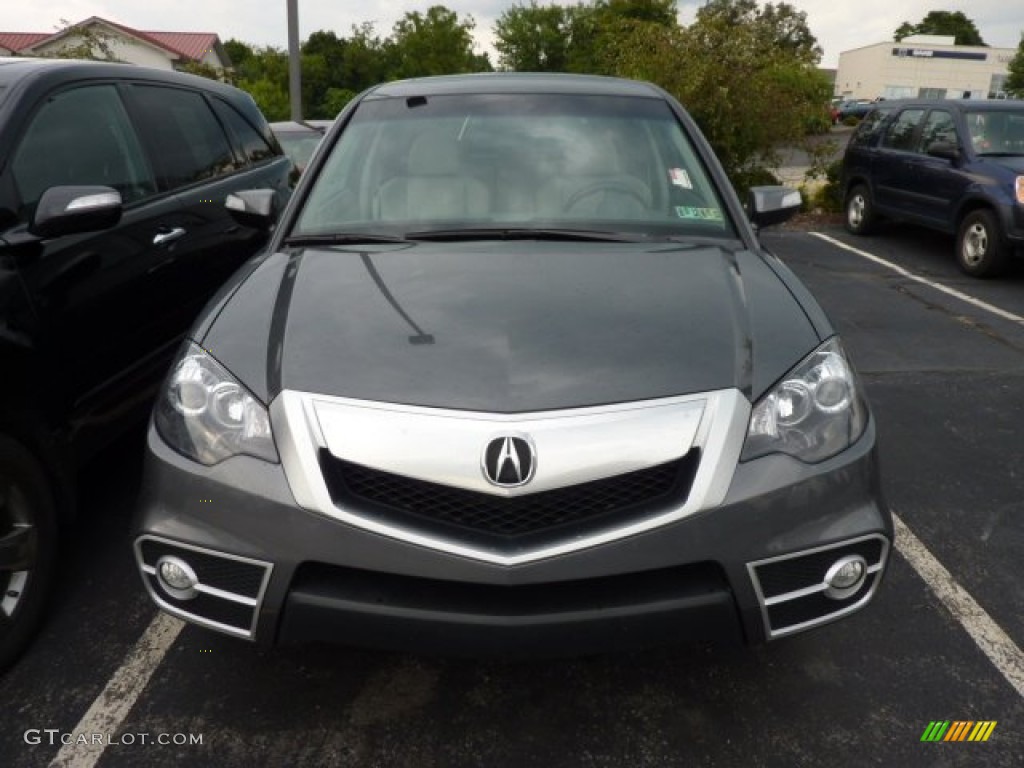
[563, 179, 649, 213]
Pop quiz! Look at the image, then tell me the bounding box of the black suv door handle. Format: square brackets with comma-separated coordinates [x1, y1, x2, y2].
[153, 227, 186, 246]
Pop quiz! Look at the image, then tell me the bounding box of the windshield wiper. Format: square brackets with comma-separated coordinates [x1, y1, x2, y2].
[283, 232, 412, 246]
[977, 152, 1024, 158]
[403, 227, 643, 243]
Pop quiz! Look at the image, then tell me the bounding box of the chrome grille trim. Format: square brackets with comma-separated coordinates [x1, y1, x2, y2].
[747, 534, 890, 640]
[272, 389, 750, 565]
[134, 536, 274, 640]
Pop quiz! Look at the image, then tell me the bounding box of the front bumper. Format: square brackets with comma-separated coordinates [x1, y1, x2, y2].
[132, 404, 891, 655]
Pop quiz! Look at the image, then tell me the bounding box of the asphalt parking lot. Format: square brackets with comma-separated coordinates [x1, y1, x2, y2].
[3, 222, 1023, 768]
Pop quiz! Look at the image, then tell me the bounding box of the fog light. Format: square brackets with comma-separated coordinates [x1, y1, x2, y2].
[156, 556, 199, 600]
[823, 555, 867, 600]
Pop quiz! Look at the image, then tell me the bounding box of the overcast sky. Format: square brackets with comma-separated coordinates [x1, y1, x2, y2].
[3, 1, 1021, 68]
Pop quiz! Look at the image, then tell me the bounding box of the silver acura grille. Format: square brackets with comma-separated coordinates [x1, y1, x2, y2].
[271, 389, 750, 565]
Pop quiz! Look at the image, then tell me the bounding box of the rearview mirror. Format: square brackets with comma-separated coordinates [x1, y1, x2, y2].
[29, 186, 122, 239]
[226, 189, 277, 231]
[748, 186, 802, 229]
[926, 141, 960, 162]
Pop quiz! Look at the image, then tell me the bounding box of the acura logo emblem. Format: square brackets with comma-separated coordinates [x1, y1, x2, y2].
[482, 436, 536, 487]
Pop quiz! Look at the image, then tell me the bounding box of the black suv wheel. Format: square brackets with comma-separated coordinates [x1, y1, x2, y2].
[0, 436, 57, 672]
[956, 210, 1008, 278]
[844, 185, 876, 235]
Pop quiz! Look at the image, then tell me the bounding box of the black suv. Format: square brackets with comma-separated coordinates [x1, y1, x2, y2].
[841, 99, 1024, 277]
[0, 57, 291, 670]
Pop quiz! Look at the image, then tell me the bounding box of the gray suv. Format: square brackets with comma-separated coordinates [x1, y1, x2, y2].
[133, 74, 891, 656]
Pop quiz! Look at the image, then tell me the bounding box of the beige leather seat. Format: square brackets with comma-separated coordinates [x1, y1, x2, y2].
[538, 135, 651, 218]
[374, 130, 490, 221]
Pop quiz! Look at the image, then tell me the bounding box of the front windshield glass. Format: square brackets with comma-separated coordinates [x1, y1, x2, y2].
[277, 132, 323, 171]
[965, 109, 1024, 155]
[294, 92, 735, 240]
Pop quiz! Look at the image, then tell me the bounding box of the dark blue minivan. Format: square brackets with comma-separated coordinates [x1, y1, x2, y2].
[840, 99, 1024, 277]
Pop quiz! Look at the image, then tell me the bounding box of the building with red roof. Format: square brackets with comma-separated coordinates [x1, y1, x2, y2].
[0, 17, 230, 71]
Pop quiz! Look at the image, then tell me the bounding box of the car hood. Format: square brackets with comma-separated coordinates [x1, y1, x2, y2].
[984, 155, 1024, 173]
[201, 240, 823, 413]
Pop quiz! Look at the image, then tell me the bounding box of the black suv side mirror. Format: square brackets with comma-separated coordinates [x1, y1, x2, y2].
[226, 189, 277, 232]
[926, 141, 961, 162]
[29, 186, 122, 239]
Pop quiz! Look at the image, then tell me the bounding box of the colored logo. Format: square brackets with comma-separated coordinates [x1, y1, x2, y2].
[920, 721, 997, 742]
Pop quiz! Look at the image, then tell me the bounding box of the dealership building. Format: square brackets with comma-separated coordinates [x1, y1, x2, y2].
[835, 35, 1015, 101]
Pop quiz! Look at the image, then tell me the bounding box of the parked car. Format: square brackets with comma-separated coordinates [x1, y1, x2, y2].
[0, 57, 291, 671]
[270, 119, 332, 177]
[837, 100, 876, 122]
[841, 99, 1024, 276]
[133, 73, 892, 657]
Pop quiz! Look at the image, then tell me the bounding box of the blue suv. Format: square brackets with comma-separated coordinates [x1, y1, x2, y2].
[840, 100, 1024, 277]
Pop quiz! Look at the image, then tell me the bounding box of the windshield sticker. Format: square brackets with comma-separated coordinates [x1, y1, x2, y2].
[669, 168, 693, 189]
[675, 206, 723, 221]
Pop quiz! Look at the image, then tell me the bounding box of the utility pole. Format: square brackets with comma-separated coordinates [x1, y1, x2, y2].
[287, 0, 302, 121]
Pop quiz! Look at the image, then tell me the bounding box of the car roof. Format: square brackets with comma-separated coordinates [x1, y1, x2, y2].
[365, 72, 664, 100]
[866, 98, 1024, 113]
[270, 120, 327, 134]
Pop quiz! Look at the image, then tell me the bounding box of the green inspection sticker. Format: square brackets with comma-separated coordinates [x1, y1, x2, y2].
[675, 206, 724, 221]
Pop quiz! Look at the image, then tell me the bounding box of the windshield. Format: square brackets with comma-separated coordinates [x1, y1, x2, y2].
[965, 109, 1024, 155]
[276, 131, 323, 171]
[293, 92, 735, 241]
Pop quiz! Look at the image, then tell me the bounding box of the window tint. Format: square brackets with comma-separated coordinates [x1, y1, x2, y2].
[965, 110, 1024, 154]
[11, 84, 155, 220]
[881, 109, 925, 151]
[918, 110, 956, 152]
[130, 86, 236, 189]
[849, 108, 891, 146]
[211, 99, 276, 165]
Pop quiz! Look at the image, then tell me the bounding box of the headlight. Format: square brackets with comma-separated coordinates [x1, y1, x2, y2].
[741, 337, 866, 463]
[155, 342, 278, 465]
[1016, 176, 1024, 205]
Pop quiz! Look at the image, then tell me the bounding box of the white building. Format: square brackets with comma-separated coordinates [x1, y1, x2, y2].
[0, 16, 230, 72]
[836, 35, 1015, 101]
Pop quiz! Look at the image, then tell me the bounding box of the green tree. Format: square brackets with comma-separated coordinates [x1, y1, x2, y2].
[178, 60, 229, 83]
[608, 0, 830, 191]
[493, 3, 572, 71]
[894, 10, 986, 46]
[321, 87, 357, 116]
[389, 6, 491, 78]
[37, 18, 121, 61]
[338, 23, 393, 93]
[494, 0, 679, 74]
[1006, 33, 1024, 98]
[697, 1, 820, 63]
[231, 45, 291, 120]
[756, 2, 822, 64]
[223, 38, 253, 70]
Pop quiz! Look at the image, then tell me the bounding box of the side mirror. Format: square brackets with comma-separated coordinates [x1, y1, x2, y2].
[226, 189, 277, 231]
[29, 186, 122, 239]
[748, 186, 802, 229]
[926, 141, 960, 162]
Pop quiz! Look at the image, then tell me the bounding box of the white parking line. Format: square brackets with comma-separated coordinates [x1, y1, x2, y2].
[810, 232, 1024, 327]
[893, 513, 1024, 699]
[48, 613, 184, 768]
[41, 528, 1024, 768]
